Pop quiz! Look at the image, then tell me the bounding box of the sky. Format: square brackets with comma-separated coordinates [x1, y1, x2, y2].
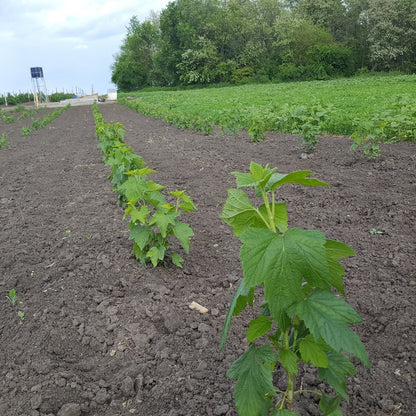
[0, 0, 171, 96]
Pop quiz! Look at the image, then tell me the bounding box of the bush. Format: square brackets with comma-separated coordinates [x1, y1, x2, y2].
[275, 63, 305, 82]
[306, 44, 355, 78]
[231, 67, 255, 84]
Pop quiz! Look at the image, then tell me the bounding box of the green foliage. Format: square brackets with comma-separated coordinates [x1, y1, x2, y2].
[112, 0, 416, 89]
[220, 162, 370, 415]
[0, 133, 8, 149]
[49, 92, 73, 102]
[4, 115, 15, 124]
[21, 105, 70, 136]
[21, 127, 32, 136]
[6, 289, 17, 306]
[122, 179, 196, 267]
[0, 92, 34, 106]
[93, 102, 196, 267]
[119, 75, 416, 157]
[349, 94, 416, 158]
[367, 0, 416, 72]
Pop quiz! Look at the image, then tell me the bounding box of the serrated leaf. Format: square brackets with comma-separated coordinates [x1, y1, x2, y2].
[136, 167, 157, 176]
[146, 179, 166, 192]
[129, 224, 151, 250]
[170, 252, 184, 267]
[119, 174, 148, 201]
[129, 205, 150, 223]
[239, 228, 329, 328]
[221, 189, 267, 236]
[247, 315, 272, 343]
[318, 351, 356, 400]
[325, 239, 355, 296]
[173, 222, 194, 253]
[299, 334, 329, 368]
[144, 191, 167, 209]
[288, 290, 370, 368]
[162, 203, 175, 211]
[220, 280, 255, 352]
[267, 170, 329, 191]
[149, 211, 178, 238]
[170, 190, 185, 197]
[179, 201, 196, 213]
[279, 349, 299, 374]
[227, 344, 277, 416]
[147, 245, 166, 267]
[319, 393, 342, 415]
[231, 162, 276, 189]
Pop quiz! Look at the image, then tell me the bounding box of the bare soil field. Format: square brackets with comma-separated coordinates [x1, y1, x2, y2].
[0, 103, 415, 416]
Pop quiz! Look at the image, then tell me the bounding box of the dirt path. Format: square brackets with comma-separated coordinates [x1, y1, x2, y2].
[0, 103, 415, 416]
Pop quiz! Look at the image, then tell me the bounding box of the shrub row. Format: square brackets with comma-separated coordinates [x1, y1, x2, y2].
[92, 102, 195, 267]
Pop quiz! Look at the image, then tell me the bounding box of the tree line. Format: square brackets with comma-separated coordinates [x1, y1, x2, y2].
[111, 0, 416, 91]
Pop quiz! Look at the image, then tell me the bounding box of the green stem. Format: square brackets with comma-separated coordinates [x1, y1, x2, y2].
[262, 190, 276, 233]
[282, 330, 295, 410]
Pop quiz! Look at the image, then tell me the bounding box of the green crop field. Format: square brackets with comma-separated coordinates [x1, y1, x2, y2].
[119, 74, 416, 157]
[120, 74, 415, 120]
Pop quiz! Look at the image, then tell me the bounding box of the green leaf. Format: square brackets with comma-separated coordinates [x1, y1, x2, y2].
[318, 351, 356, 400]
[143, 191, 166, 209]
[145, 179, 166, 192]
[119, 174, 148, 201]
[129, 205, 150, 223]
[221, 188, 267, 236]
[325, 239, 355, 297]
[231, 162, 276, 189]
[266, 170, 329, 191]
[227, 344, 277, 416]
[319, 393, 342, 415]
[278, 349, 299, 374]
[288, 290, 370, 369]
[240, 228, 329, 327]
[220, 280, 255, 352]
[129, 224, 151, 250]
[179, 201, 196, 213]
[110, 164, 126, 187]
[170, 252, 184, 267]
[173, 222, 194, 253]
[299, 334, 329, 368]
[149, 210, 178, 238]
[147, 245, 166, 267]
[247, 316, 272, 343]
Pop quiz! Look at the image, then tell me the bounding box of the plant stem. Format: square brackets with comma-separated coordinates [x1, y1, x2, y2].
[282, 330, 295, 410]
[262, 190, 276, 233]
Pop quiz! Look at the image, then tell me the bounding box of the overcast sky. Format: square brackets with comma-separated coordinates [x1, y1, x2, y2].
[0, 0, 171, 96]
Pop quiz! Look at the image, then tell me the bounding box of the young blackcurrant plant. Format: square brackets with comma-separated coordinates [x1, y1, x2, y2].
[120, 170, 196, 267]
[220, 162, 370, 416]
[6, 289, 17, 306]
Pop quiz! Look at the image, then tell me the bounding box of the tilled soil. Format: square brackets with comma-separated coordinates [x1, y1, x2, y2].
[0, 103, 415, 416]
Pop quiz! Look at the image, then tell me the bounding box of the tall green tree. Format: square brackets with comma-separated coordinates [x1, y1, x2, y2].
[366, 0, 416, 72]
[111, 17, 159, 90]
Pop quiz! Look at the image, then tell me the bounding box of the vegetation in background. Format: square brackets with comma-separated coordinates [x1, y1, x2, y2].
[0, 92, 74, 106]
[20, 104, 70, 136]
[111, 0, 416, 90]
[0, 133, 8, 149]
[220, 162, 370, 415]
[120, 75, 416, 156]
[0, 92, 34, 106]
